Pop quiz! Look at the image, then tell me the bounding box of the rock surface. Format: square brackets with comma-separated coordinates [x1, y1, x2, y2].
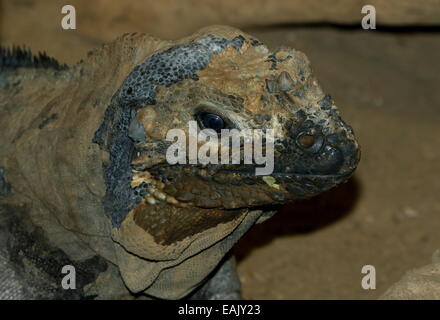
[2, 0, 440, 64]
[380, 250, 440, 299]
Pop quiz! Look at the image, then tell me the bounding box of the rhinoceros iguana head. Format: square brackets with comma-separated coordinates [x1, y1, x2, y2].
[90, 25, 360, 297]
[96, 27, 359, 239]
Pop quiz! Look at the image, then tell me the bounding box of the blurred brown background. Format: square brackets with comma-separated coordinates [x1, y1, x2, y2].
[1, 0, 439, 299]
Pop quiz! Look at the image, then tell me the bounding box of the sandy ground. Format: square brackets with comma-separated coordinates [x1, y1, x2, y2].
[1, 6, 439, 299]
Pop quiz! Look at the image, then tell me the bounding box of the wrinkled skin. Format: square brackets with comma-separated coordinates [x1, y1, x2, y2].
[0, 26, 359, 299]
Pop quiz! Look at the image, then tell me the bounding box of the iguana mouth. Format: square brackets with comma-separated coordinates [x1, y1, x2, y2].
[216, 169, 355, 180]
[138, 135, 360, 210]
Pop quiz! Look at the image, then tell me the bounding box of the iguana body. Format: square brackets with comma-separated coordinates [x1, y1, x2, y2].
[0, 26, 359, 299]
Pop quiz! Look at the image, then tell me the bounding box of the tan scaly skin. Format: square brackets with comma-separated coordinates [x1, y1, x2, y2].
[0, 26, 359, 299]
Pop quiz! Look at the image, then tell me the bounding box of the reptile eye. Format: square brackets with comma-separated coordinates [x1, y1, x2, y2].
[196, 112, 226, 133]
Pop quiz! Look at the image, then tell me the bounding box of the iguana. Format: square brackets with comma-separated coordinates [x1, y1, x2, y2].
[0, 25, 360, 299]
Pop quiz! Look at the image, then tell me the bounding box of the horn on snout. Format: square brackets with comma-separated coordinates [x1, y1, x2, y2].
[278, 71, 294, 92]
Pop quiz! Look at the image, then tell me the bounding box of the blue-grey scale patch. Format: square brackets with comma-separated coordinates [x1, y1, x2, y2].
[119, 34, 245, 107]
[265, 53, 293, 71]
[94, 34, 245, 227]
[317, 94, 333, 111]
[133, 182, 151, 198]
[0, 167, 10, 197]
[249, 38, 263, 47]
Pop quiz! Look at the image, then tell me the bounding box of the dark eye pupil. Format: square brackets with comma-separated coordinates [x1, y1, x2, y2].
[198, 113, 225, 132]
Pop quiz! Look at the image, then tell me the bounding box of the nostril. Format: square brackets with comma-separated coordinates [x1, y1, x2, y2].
[314, 145, 344, 174]
[296, 131, 324, 153]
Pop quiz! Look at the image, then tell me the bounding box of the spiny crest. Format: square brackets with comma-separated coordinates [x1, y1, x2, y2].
[0, 45, 68, 71]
